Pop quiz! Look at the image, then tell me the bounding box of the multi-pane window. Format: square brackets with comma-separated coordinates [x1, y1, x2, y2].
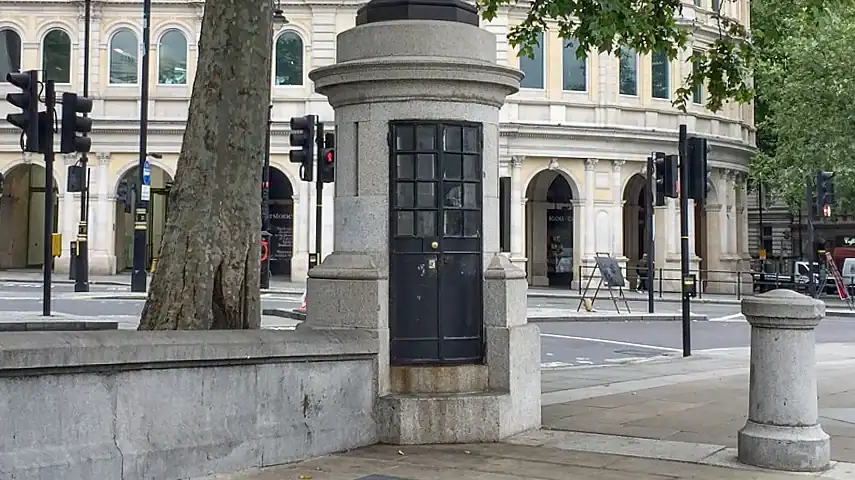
[619, 48, 638, 96]
[109, 28, 139, 84]
[562, 38, 586, 92]
[0, 29, 22, 81]
[274, 31, 303, 86]
[42, 29, 71, 83]
[158, 29, 188, 85]
[651, 50, 670, 99]
[692, 52, 704, 104]
[519, 32, 544, 89]
[392, 123, 482, 239]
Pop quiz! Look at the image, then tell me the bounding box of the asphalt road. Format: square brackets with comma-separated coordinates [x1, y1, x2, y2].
[3, 282, 855, 370]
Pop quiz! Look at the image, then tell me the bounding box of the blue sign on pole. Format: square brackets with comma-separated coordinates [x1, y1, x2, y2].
[142, 160, 151, 186]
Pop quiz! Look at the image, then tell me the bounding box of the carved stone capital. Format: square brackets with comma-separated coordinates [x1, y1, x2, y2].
[63, 153, 78, 165]
[547, 158, 559, 171]
[96, 152, 111, 166]
[510, 156, 524, 169]
[585, 158, 598, 171]
[611, 160, 625, 172]
[22, 152, 33, 164]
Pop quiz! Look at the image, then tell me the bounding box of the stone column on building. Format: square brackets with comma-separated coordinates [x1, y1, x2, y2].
[56, 154, 79, 274]
[306, 7, 538, 444]
[91, 152, 113, 274]
[584, 159, 597, 257]
[703, 202, 726, 292]
[611, 160, 624, 257]
[509, 156, 526, 268]
[290, 181, 310, 281]
[726, 170, 738, 255]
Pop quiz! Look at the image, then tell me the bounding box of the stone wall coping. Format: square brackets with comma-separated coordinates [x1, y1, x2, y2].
[0, 329, 378, 375]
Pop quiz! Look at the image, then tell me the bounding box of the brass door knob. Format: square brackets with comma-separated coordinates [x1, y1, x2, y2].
[430, 241, 439, 249]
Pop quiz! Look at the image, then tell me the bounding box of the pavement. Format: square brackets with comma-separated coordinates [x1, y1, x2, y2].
[201, 344, 855, 480]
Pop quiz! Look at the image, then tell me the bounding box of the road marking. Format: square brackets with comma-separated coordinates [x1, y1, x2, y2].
[541, 333, 682, 353]
[709, 313, 745, 322]
[541, 361, 576, 369]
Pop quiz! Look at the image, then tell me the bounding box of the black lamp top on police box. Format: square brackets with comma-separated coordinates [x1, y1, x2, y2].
[355, 0, 478, 26]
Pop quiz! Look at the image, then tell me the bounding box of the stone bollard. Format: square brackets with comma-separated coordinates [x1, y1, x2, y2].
[737, 289, 830, 472]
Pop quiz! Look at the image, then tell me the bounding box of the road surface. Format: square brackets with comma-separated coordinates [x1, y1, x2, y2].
[3, 282, 855, 370]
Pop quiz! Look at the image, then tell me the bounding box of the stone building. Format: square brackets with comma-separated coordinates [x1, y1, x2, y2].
[0, 0, 754, 291]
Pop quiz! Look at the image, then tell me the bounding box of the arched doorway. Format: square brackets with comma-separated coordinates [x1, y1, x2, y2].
[525, 170, 576, 287]
[622, 174, 650, 289]
[114, 165, 173, 272]
[0, 164, 59, 269]
[268, 167, 293, 277]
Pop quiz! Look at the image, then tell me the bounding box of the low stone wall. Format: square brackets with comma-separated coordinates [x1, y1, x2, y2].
[0, 329, 378, 480]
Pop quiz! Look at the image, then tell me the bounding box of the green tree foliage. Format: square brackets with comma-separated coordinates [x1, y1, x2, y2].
[750, 2, 855, 211]
[477, 0, 754, 112]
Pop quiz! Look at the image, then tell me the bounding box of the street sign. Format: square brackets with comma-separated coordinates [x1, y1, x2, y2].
[141, 184, 150, 201]
[142, 160, 151, 186]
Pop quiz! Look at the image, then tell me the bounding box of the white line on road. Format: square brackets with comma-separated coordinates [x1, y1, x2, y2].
[709, 313, 746, 322]
[541, 333, 683, 353]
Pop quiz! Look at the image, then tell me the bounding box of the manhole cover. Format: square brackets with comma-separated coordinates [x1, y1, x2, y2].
[355, 476, 412, 480]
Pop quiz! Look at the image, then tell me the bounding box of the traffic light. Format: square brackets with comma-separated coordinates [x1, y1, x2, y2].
[654, 153, 678, 203]
[5, 70, 40, 152]
[320, 132, 335, 183]
[687, 136, 709, 202]
[816, 171, 834, 216]
[289, 115, 315, 182]
[60, 92, 93, 154]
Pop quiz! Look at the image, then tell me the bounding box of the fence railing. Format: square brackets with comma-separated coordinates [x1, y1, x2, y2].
[573, 265, 830, 300]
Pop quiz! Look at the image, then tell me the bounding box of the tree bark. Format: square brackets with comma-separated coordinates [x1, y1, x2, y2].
[138, 0, 272, 330]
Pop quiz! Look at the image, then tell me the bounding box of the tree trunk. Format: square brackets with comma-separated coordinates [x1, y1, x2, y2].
[138, 0, 272, 330]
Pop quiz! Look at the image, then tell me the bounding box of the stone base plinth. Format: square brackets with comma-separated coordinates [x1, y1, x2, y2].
[377, 391, 535, 444]
[738, 420, 831, 472]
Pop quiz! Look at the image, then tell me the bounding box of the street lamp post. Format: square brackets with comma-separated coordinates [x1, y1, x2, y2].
[131, 0, 152, 292]
[74, 0, 92, 292]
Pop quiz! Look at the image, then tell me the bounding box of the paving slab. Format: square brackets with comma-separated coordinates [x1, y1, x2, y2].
[197, 442, 833, 480]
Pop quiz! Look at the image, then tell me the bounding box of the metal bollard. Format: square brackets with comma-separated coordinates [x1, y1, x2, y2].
[737, 289, 830, 472]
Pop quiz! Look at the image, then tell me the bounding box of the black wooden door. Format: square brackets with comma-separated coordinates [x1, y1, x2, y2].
[389, 121, 484, 365]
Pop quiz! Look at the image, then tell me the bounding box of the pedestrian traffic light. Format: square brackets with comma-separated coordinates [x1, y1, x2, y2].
[816, 171, 834, 215]
[320, 132, 335, 183]
[60, 92, 93, 154]
[5, 70, 40, 152]
[289, 114, 315, 182]
[822, 203, 832, 218]
[687, 136, 709, 202]
[655, 153, 678, 202]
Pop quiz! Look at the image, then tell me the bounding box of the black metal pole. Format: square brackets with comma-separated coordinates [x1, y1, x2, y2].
[43, 80, 57, 316]
[806, 177, 815, 297]
[315, 166, 323, 264]
[131, 0, 151, 292]
[74, 0, 92, 292]
[260, 103, 272, 289]
[678, 124, 691, 357]
[646, 154, 655, 313]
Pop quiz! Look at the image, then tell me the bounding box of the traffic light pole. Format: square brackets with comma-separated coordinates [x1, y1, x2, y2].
[42, 80, 57, 316]
[806, 178, 816, 297]
[314, 122, 324, 268]
[646, 154, 655, 314]
[678, 124, 691, 357]
[131, 0, 152, 292]
[74, 0, 92, 292]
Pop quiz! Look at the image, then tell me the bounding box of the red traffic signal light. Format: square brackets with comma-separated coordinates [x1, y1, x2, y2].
[324, 149, 334, 163]
[822, 204, 832, 217]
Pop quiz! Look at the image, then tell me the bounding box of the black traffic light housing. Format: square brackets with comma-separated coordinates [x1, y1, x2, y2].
[654, 153, 678, 204]
[289, 114, 316, 182]
[6, 70, 40, 152]
[816, 171, 834, 217]
[320, 132, 335, 183]
[60, 92, 93, 154]
[687, 136, 709, 202]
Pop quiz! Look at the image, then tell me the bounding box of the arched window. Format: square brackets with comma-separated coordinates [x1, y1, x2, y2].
[519, 32, 544, 89]
[562, 38, 586, 92]
[158, 29, 188, 85]
[651, 50, 670, 99]
[274, 31, 303, 86]
[0, 29, 22, 82]
[619, 48, 638, 96]
[42, 29, 72, 84]
[109, 28, 139, 84]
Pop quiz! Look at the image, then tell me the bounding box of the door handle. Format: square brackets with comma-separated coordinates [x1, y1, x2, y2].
[430, 241, 439, 250]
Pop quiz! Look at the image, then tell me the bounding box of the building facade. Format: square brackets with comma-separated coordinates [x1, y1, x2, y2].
[0, 0, 754, 290]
